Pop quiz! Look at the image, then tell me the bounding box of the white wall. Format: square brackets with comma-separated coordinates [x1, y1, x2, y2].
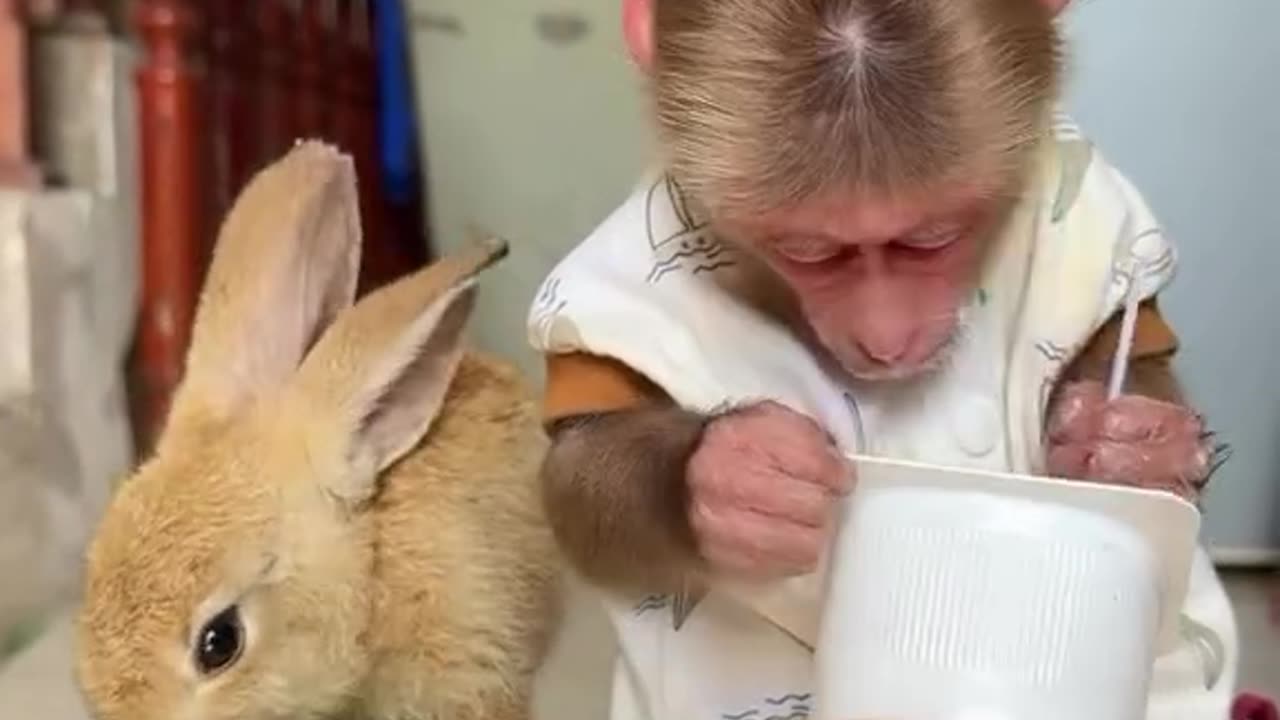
[406, 0, 650, 385]
[1062, 0, 1280, 560]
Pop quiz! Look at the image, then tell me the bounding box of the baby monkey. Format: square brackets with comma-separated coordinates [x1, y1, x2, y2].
[528, 1, 1235, 718]
[542, 0, 1214, 594]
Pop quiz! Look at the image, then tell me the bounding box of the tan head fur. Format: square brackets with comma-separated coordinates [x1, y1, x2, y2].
[75, 141, 516, 720]
[650, 0, 1063, 215]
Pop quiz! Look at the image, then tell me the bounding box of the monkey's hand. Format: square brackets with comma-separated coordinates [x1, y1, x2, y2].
[687, 401, 853, 579]
[1045, 380, 1221, 501]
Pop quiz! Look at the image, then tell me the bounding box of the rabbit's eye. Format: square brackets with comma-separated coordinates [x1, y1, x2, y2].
[194, 606, 244, 676]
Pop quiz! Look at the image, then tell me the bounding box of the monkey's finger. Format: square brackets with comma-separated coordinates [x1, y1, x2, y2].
[754, 416, 852, 494]
[695, 506, 824, 576]
[786, 445, 855, 495]
[702, 540, 819, 580]
[732, 512, 826, 571]
[1046, 382, 1106, 443]
[762, 422, 850, 492]
[700, 469, 833, 528]
[1099, 396, 1203, 443]
[745, 399, 832, 444]
[1084, 440, 1207, 500]
[691, 466, 829, 520]
[1045, 443, 1092, 480]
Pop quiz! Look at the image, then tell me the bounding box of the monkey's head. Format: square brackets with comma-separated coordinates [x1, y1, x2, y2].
[625, 0, 1068, 381]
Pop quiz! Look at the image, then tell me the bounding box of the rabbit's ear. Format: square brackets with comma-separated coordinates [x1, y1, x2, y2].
[289, 236, 509, 501]
[170, 141, 361, 425]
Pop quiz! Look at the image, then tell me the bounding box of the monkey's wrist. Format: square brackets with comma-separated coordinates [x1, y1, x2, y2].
[624, 405, 713, 563]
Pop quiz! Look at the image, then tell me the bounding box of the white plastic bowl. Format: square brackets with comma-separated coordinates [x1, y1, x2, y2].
[814, 455, 1201, 720]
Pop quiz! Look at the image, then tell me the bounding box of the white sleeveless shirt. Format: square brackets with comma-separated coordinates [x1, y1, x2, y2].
[527, 117, 1238, 720]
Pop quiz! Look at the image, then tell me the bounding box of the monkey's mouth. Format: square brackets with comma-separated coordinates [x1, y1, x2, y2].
[831, 325, 965, 384]
[844, 358, 942, 383]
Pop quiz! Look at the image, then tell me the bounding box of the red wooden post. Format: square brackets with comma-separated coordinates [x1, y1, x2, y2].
[294, 0, 326, 140]
[204, 0, 234, 240]
[0, 0, 24, 163]
[339, 0, 384, 294]
[255, 0, 291, 165]
[132, 0, 204, 450]
[333, 0, 375, 273]
[22, 0, 63, 25]
[225, 2, 258, 192]
[61, 0, 102, 14]
[332, 0, 362, 156]
[0, 0, 39, 187]
[316, 0, 341, 141]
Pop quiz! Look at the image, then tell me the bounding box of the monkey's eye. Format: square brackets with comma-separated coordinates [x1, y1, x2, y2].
[193, 605, 244, 676]
[773, 236, 846, 264]
[899, 224, 963, 251]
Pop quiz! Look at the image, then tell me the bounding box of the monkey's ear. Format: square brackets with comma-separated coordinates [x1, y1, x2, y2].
[1041, 0, 1072, 15]
[622, 0, 654, 71]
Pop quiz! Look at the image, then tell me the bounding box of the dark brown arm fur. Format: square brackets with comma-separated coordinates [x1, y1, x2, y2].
[540, 406, 710, 595]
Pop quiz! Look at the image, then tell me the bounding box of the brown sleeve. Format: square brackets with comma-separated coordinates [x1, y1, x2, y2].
[1066, 298, 1184, 402]
[1075, 298, 1179, 367]
[542, 351, 672, 423]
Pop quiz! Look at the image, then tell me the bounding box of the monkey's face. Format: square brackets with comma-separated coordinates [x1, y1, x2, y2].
[730, 185, 995, 382]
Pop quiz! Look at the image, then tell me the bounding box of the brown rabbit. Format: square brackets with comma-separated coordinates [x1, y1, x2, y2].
[74, 141, 562, 720]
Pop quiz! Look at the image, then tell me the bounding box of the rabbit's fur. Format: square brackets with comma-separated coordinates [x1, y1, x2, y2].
[75, 142, 562, 720]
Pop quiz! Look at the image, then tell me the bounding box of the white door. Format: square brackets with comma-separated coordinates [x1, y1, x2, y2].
[406, 0, 652, 385]
[1063, 0, 1280, 562]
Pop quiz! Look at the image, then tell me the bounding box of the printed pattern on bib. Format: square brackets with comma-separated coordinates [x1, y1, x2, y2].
[720, 692, 814, 720]
[644, 174, 736, 283]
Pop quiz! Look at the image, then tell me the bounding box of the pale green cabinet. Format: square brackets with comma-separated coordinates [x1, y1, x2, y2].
[405, 0, 653, 386]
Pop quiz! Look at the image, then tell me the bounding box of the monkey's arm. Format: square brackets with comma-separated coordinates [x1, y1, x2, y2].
[540, 353, 707, 594]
